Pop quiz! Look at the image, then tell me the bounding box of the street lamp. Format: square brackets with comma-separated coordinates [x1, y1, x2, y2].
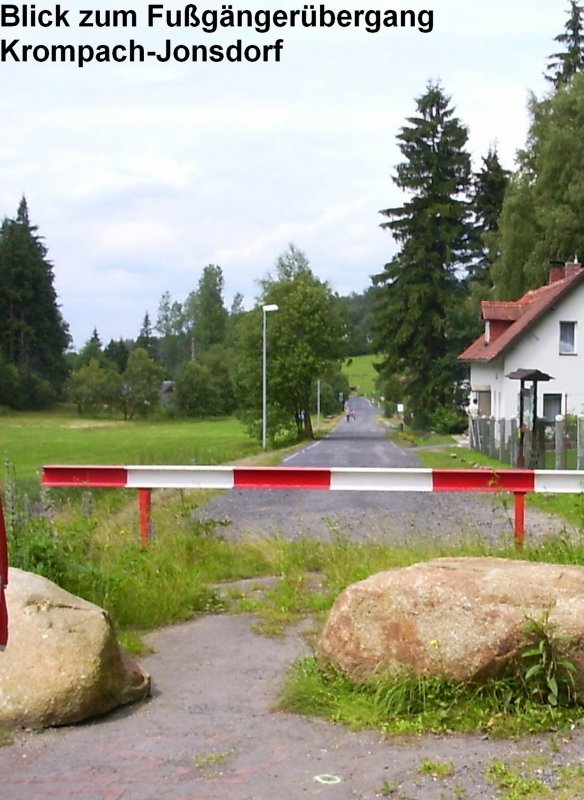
[262, 303, 279, 449]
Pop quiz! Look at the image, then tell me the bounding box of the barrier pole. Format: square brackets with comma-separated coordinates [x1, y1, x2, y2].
[0, 491, 9, 649]
[138, 489, 153, 548]
[514, 492, 526, 548]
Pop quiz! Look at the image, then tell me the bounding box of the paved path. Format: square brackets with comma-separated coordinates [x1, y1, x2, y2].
[2, 610, 581, 800]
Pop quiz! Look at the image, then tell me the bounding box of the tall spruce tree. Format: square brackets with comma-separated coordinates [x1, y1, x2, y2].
[0, 197, 70, 407]
[373, 82, 472, 424]
[136, 312, 158, 359]
[546, 1, 584, 89]
[469, 146, 510, 287]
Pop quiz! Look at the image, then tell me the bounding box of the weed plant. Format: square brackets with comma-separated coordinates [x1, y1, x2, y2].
[278, 655, 584, 739]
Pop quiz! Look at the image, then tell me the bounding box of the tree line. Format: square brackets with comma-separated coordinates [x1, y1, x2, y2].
[0, 215, 364, 442]
[374, 1, 584, 428]
[1, 3, 582, 438]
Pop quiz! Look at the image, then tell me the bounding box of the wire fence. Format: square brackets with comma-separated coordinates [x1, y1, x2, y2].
[468, 415, 584, 470]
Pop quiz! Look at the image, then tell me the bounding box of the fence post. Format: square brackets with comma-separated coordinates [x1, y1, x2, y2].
[555, 415, 566, 470]
[524, 430, 532, 467]
[510, 419, 517, 466]
[578, 416, 584, 471]
[0, 491, 8, 649]
[498, 419, 506, 463]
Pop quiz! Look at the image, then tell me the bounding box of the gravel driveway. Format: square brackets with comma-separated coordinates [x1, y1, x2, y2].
[197, 397, 573, 546]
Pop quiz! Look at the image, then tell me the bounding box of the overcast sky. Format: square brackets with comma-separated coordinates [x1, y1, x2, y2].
[0, 0, 566, 349]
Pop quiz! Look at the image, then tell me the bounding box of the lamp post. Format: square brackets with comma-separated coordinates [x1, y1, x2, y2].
[262, 303, 279, 449]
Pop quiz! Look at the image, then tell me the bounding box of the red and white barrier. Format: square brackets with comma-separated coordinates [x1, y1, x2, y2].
[42, 464, 584, 548]
[43, 464, 561, 493]
[0, 492, 8, 650]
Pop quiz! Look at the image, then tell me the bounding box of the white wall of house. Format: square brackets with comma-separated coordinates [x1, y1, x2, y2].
[469, 282, 584, 421]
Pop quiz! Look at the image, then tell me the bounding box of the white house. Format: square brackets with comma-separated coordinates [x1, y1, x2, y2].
[459, 261, 584, 424]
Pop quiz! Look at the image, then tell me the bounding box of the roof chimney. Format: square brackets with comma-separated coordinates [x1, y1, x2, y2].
[548, 260, 565, 284]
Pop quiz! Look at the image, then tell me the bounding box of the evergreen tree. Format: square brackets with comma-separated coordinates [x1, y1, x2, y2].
[373, 82, 472, 424]
[104, 338, 130, 373]
[469, 146, 510, 286]
[0, 196, 70, 407]
[546, 1, 584, 88]
[136, 312, 158, 359]
[340, 287, 378, 356]
[76, 328, 104, 367]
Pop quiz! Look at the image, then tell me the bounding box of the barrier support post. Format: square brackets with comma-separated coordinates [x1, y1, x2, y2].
[0, 491, 9, 649]
[514, 491, 526, 548]
[138, 488, 152, 548]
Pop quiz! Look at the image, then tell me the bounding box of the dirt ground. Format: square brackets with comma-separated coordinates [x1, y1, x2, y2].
[2, 596, 584, 800]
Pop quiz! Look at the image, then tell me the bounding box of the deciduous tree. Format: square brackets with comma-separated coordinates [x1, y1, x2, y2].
[120, 347, 164, 419]
[235, 244, 347, 441]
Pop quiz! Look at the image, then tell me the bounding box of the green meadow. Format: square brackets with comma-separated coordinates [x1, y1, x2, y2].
[0, 411, 260, 482]
[342, 354, 379, 396]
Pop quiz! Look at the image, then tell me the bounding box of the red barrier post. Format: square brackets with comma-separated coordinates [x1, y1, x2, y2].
[0, 492, 8, 649]
[514, 492, 526, 548]
[138, 488, 153, 548]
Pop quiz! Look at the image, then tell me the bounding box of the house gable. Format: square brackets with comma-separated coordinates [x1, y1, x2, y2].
[459, 262, 584, 364]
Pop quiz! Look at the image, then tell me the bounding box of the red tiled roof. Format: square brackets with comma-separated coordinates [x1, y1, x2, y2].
[481, 301, 522, 322]
[459, 269, 584, 362]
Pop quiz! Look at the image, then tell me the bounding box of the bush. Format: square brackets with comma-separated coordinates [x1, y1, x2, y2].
[429, 405, 468, 434]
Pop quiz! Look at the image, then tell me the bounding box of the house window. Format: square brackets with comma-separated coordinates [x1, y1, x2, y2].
[543, 393, 562, 422]
[477, 390, 491, 417]
[559, 321, 577, 354]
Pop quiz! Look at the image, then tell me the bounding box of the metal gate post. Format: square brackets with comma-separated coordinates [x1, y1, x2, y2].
[514, 492, 526, 548]
[138, 488, 153, 547]
[0, 491, 9, 649]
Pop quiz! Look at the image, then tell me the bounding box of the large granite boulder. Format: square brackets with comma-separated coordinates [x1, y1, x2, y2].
[0, 568, 150, 727]
[318, 557, 584, 686]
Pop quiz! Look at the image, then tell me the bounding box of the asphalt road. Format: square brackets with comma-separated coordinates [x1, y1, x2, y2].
[197, 397, 568, 546]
